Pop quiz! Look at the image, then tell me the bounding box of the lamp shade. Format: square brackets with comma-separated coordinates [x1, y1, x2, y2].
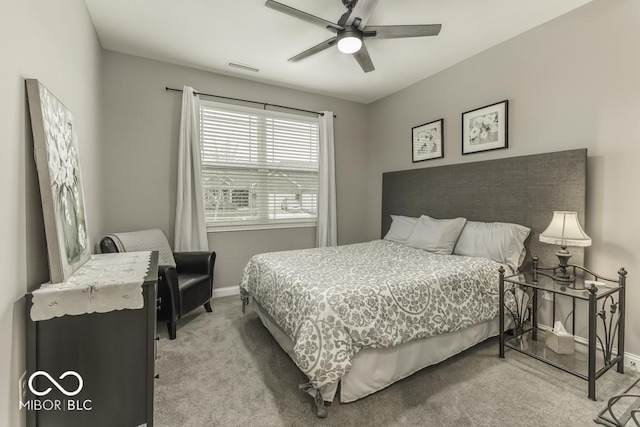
[539, 211, 591, 247]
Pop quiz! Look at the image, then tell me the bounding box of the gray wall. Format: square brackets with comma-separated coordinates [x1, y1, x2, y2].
[101, 51, 369, 287]
[366, 0, 640, 354]
[0, 1, 104, 426]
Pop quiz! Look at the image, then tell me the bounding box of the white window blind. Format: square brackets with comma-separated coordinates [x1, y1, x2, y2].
[199, 100, 319, 231]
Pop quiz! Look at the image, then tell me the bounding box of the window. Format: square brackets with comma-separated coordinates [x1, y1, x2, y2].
[199, 100, 319, 231]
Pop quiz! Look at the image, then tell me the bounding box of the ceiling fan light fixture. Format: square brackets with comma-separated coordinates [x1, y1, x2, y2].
[337, 30, 362, 54]
[265, 0, 442, 72]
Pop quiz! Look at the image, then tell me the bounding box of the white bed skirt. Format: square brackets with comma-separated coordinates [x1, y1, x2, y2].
[252, 300, 509, 403]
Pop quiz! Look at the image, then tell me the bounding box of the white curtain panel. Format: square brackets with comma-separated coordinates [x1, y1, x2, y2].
[174, 86, 209, 251]
[317, 111, 337, 247]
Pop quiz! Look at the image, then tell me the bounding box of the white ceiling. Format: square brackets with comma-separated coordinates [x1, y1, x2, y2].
[85, 0, 591, 104]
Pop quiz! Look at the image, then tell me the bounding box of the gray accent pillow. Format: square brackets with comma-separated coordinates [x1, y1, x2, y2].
[453, 221, 530, 272]
[383, 215, 418, 243]
[404, 216, 467, 254]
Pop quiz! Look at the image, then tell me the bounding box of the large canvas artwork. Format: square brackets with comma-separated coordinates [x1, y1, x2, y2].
[26, 79, 91, 283]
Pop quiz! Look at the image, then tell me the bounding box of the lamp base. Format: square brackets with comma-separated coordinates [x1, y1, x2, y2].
[551, 274, 585, 290]
[552, 247, 584, 290]
[553, 274, 575, 284]
[555, 248, 572, 269]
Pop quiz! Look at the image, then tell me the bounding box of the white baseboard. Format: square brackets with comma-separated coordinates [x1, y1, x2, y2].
[212, 285, 240, 299]
[537, 324, 639, 372]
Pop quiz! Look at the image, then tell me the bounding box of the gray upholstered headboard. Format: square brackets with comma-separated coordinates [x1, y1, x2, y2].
[381, 149, 587, 269]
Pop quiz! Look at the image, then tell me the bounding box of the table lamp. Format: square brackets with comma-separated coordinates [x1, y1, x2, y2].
[539, 211, 591, 285]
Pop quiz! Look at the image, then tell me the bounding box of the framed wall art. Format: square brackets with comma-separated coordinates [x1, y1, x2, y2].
[412, 119, 444, 162]
[26, 79, 91, 283]
[461, 100, 508, 155]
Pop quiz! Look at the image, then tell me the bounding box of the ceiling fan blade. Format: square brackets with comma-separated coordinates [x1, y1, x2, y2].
[265, 0, 343, 32]
[289, 37, 337, 62]
[345, 0, 380, 29]
[364, 24, 442, 39]
[353, 42, 375, 73]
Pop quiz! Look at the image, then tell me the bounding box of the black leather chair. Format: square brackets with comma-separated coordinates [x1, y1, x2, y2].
[100, 236, 216, 340]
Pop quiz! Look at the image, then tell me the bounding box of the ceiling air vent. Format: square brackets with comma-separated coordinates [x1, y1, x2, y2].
[227, 62, 260, 73]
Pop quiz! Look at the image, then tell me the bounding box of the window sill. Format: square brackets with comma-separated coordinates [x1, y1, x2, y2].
[207, 223, 317, 233]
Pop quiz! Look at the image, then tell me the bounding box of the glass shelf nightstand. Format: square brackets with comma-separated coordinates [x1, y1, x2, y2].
[498, 256, 627, 400]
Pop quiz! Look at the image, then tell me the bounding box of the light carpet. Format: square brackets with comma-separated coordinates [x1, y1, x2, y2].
[154, 296, 636, 426]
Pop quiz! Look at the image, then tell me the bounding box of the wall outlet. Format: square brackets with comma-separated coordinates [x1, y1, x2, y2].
[18, 371, 27, 407]
[629, 360, 638, 371]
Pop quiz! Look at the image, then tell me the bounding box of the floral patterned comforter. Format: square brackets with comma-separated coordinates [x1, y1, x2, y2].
[239, 240, 505, 390]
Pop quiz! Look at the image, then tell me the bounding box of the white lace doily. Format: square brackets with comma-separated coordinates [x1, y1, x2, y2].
[31, 251, 152, 321]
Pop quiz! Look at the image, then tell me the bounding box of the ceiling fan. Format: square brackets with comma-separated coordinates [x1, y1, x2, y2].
[265, 0, 442, 73]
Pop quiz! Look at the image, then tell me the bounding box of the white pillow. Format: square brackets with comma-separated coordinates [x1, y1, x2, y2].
[453, 221, 530, 272]
[383, 215, 418, 243]
[405, 216, 467, 255]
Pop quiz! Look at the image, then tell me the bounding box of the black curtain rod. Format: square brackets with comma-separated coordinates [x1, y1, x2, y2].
[165, 87, 336, 118]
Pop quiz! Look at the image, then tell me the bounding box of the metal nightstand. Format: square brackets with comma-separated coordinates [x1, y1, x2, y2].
[498, 256, 627, 400]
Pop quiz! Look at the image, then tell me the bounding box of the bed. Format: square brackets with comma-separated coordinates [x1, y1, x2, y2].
[240, 149, 587, 417]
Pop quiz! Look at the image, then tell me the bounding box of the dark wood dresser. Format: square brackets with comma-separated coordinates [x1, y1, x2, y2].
[25, 252, 158, 427]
